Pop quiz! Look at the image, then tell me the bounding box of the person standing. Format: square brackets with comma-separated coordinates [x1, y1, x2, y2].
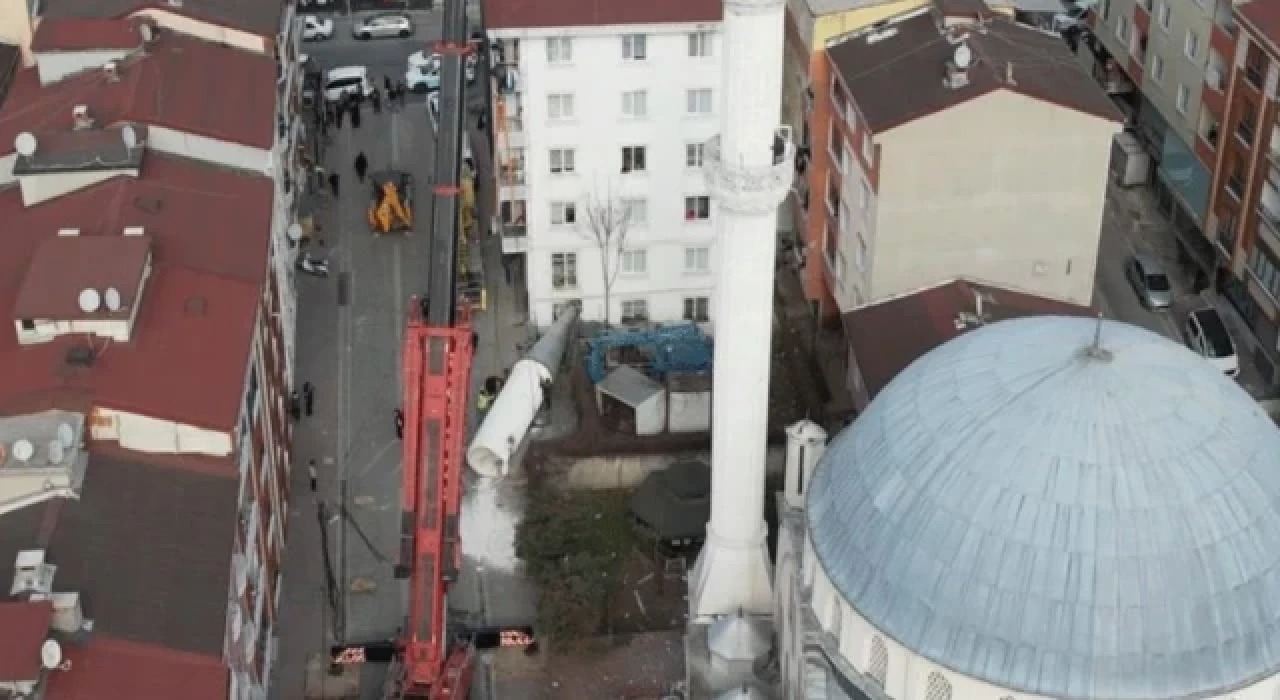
[354, 152, 369, 182]
[328, 172, 340, 197]
[303, 381, 315, 416]
[334, 100, 346, 128]
[394, 408, 404, 439]
[290, 390, 301, 421]
[384, 75, 393, 93]
[308, 459, 318, 493]
[371, 88, 382, 114]
[395, 81, 407, 107]
[351, 102, 362, 129]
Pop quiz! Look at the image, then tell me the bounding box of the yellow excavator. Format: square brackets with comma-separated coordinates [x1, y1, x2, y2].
[368, 171, 413, 234]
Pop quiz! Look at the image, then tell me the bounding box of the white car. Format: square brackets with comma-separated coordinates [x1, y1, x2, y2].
[406, 50, 441, 92]
[353, 12, 413, 40]
[323, 65, 374, 102]
[301, 15, 333, 41]
[1052, 0, 1095, 32]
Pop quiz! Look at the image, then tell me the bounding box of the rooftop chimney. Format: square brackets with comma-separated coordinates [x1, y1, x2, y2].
[72, 105, 94, 130]
[102, 60, 119, 82]
[944, 42, 972, 89]
[11, 550, 55, 597]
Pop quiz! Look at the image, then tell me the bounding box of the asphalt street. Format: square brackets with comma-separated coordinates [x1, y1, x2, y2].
[1095, 179, 1183, 339]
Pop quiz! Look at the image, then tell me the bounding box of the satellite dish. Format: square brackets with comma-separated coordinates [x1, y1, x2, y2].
[104, 287, 122, 312]
[12, 439, 34, 463]
[14, 132, 36, 157]
[48, 440, 65, 465]
[954, 43, 972, 70]
[121, 125, 138, 150]
[57, 423, 75, 448]
[40, 640, 62, 670]
[78, 288, 102, 313]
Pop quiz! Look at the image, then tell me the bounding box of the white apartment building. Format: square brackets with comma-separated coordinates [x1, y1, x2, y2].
[485, 0, 726, 328]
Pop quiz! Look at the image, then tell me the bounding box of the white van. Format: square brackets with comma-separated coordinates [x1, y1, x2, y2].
[323, 66, 373, 102]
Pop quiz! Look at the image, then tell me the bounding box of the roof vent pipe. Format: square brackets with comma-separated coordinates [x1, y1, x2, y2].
[102, 60, 119, 82]
[72, 105, 94, 130]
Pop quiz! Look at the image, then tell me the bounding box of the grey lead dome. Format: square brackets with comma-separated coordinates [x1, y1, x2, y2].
[807, 316, 1280, 700]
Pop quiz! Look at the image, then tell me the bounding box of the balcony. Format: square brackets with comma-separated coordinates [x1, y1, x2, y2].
[1206, 51, 1228, 92]
[499, 166, 526, 187]
[1257, 198, 1280, 256]
[1270, 125, 1280, 166]
[500, 221, 528, 255]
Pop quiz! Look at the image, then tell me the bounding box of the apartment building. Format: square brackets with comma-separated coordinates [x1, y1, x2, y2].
[1083, 0, 1236, 281]
[0, 15, 299, 700]
[1205, 2, 1280, 375]
[0, 17, 306, 378]
[484, 0, 726, 328]
[814, 6, 1120, 320]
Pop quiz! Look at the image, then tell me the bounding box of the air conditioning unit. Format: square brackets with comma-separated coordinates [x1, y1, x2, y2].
[11, 550, 55, 597]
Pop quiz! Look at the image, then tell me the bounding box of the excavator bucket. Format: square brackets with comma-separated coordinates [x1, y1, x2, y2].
[368, 171, 415, 234]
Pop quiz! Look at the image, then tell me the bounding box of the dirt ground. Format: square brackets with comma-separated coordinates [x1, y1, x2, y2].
[609, 548, 690, 634]
[490, 629, 687, 700]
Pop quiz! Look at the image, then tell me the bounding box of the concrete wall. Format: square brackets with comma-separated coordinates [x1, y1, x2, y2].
[0, 0, 34, 66]
[88, 407, 234, 456]
[862, 91, 1119, 307]
[490, 23, 724, 328]
[35, 49, 130, 84]
[131, 8, 268, 54]
[558, 447, 785, 490]
[17, 167, 138, 207]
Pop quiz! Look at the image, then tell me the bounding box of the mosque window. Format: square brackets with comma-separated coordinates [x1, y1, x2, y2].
[868, 636, 888, 687]
[925, 671, 951, 700]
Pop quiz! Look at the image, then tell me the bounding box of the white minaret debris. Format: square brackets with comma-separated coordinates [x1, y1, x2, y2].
[688, 0, 794, 619]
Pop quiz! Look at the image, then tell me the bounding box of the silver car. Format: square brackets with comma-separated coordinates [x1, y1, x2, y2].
[352, 13, 413, 40]
[1125, 253, 1173, 310]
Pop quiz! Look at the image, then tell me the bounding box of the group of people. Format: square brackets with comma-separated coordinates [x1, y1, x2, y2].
[321, 77, 412, 133]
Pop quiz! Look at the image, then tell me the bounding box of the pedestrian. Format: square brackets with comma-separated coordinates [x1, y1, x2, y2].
[371, 88, 382, 114]
[351, 102, 362, 129]
[303, 381, 315, 417]
[394, 408, 404, 439]
[354, 152, 369, 182]
[471, 331, 479, 352]
[503, 257, 512, 285]
[384, 75, 392, 93]
[334, 100, 346, 128]
[308, 459, 318, 493]
[328, 172, 340, 197]
[396, 81, 407, 107]
[477, 109, 487, 131]
[290, 390, 301, 421]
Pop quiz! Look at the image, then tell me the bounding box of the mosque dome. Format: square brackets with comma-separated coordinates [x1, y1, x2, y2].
[807, 316, 1280, 699]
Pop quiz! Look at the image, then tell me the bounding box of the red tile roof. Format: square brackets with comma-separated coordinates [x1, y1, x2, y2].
[43, 636, 227, 700]
[484, 0, 720, 30]
[0, 30, 275, 150]
[843, 278, 1095, 401]
[1240, 1, 1280, 54]
[41, 0, 285, 38]
[0, 153, 272, 430]
[14, 235, 151, 320]
[0, 601, 53, 682]
[31, 18, 143, 52]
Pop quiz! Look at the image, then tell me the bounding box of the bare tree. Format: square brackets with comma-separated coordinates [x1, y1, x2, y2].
[579, 184, 633, 328]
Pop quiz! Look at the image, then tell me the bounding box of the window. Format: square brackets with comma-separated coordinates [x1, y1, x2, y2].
[684, 246, 710, 272]
[867, 637, 888, 688]
[620, 249, 647, 274]
[1157, 1, 1170, 30]
[685, 196, 711, 220]
[549, 148, 575, 174]
[1116, 15, 1129, 43]
[830, 74, 847, 121]
[246, 366, 260, 416]
[548, 93, 575, 120]
[1246, 41, 1267, 87]
[1226, 152, 1246, 198]
[621, 145, 647, 173]
[620, 299, 649, 323]
[826, 173, 841, 220]
[1150, 54, 1164, 83]
[622, 90, 647, 118]
[1175, 84, 1190, 114]
[688, 31, 712, 57]
[686, 142, 705, 167]
[623, 198, 648, 225]
[546, 37, 572, 63]
[1250, 246, 1280, 302]
[550, 201, 577, 225]
[1238, 99, 1257, 144]
[1100, 0, 1110, 20]
[551, 252, 577, 288]
[823, 223, 840, 272]
[859, 180, 871, 210]
[926, 672, 953, 700]
[683, 297, 710, 322]
[19, 319, 34, 331]
[862, 133, 874, 163]
[854, 233, 867, 270]
[622, 34, 647, 60]
[687, 88, 713, 115]
[1184, 31, 1200, 60]
[828, 123, 846, 172]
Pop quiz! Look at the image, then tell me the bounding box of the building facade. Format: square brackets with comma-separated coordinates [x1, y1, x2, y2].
[485, 0, 727, 328]
[811, 7, 1119, 321]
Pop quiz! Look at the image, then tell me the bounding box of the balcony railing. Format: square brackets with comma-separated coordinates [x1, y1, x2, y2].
[502, 222, 527, 238]
[1227, 175, 1246, 199]
[502, 116, 523, 133]
[499, 167, 526, 186]
[1257, 204, 1280, 255]
[1247, 65, 1265, 90]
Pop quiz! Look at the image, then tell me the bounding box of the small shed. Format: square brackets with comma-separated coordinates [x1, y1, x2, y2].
[596, 365, 666, 436]
[629, 460, 711, 551]
[667, 372, 712, 433]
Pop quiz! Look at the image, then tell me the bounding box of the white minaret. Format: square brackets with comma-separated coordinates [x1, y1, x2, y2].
[689, 0, 793, 620]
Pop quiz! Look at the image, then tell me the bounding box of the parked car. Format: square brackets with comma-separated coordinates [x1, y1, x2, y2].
[406, 50, 441, 92]
[323, 65, 374, 102]
[1124, 253, 1173, 310]
[353, 13, 413, 40]
[301, 15, 333, 41]
[1184, 307, 1240, 377]
[1052, 0, 1094, 32]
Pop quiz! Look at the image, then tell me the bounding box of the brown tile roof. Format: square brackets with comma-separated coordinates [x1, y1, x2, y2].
[843, 278, 1095, 399]
[0, 601, 53, 681]
[484, 0, 721, 30]
[30, 18, 143, 52]
[0, 447, 239, 656]
[39, 0, 284, 38]
[14, 235, 151, 321]
[1239, 0, 1280, 54]
[0, 30, 276, 151]
[44, 636, 228, 700]
[0, 152, 271, 430]
[827, 10, 1122, 132]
